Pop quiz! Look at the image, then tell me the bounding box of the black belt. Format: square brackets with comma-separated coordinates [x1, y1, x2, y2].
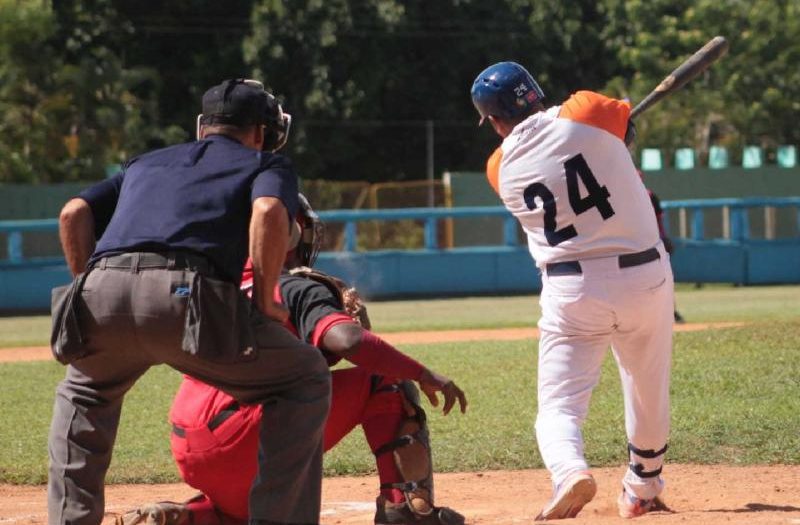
[95, 251, 219, 277]
[172, 401, 240, 438]
[546, 247, 660, 276]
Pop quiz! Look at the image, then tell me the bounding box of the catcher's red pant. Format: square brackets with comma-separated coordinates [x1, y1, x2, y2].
[170, 367, 405, 520]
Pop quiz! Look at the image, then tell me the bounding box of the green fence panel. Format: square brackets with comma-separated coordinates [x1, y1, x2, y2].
[742, 146, 763, 169]
[777, 145, 797, 168]
[445, 172, 509, 247]
[709, 146, 729, 169]
[0, 183, 91, 220]
[674, 148, 695, 170]
[640, 148, 663, 171]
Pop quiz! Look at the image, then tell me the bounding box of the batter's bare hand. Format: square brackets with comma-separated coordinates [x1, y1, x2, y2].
[418, 369, 467, 415]
[263, 301, 289, 323]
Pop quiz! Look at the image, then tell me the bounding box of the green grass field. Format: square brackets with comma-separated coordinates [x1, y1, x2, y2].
[2, 284, 799, 347]
[0, 285, 798, 484]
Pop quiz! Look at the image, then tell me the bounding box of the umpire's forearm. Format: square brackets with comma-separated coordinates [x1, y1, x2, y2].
[249, 196, 289, 312]
[59, 198, 95, 276]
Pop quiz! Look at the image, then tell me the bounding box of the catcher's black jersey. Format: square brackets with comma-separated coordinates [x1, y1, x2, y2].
[278, 273, 349, 349]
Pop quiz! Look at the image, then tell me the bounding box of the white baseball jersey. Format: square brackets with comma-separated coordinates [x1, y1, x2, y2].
[483, 92, 674, 504]
[485, 91, 659, 267]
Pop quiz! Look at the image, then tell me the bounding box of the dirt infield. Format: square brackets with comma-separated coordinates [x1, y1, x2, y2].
[0, 322, 743, 363]
[3, 464, 800, 524]
[6, 321, 796, 524]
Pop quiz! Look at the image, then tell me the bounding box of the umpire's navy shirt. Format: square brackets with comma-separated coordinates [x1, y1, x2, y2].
[79, 134, 299, 283]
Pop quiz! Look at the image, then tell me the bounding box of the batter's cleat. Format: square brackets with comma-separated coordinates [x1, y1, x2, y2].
[534, 470, 597, 521]
[114, 501, 191, 525]
[617, 488, 671, 518]
[374, 496, 466, 525]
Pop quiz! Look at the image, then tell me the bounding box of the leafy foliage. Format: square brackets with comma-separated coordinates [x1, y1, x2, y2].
[243, 0, 622, 181]
[0, 0, 163, 182]
[604, 0, 800, 163]
[1, 0, 798, 182]
[0, 0, 65, 182]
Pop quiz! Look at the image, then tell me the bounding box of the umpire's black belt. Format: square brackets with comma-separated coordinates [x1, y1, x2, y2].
[172, 402, 240, 438]
[545, 247, 660, 276]
[95, 251, 219, 277]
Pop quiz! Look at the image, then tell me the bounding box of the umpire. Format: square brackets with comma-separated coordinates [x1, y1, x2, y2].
[47, 79, 331, 525]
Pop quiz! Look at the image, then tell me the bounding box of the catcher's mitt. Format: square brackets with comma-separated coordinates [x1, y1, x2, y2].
[289, 266, 371, 329]
[114, 501, 189, 525]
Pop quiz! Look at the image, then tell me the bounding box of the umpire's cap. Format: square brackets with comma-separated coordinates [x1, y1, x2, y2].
[470, 62, 545, 125]
[200, 78, 292, 151]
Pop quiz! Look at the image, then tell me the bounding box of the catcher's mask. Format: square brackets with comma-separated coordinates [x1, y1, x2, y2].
[197, 78, 292, 152]
[288, 193, 324, 268]
[470, 61, 544, 126]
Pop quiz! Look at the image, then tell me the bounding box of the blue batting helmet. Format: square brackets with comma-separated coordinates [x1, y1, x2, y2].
[470, 61, 545, 125]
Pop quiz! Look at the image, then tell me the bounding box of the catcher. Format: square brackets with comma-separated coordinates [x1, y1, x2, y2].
[117, 195, 467, 525]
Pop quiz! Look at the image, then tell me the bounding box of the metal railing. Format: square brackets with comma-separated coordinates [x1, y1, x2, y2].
[661, 197, 800, 241]
[318, 197, 800, 251]
[2, 198, 799, 263]
[317, 206, 517, 251]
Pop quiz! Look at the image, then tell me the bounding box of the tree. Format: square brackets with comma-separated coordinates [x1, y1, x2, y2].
[114, 0, 254, 137]
[244, 0, 622, 182]
[0, 0, 168, 183]
[602, 0, 800, 163]
[51, 0, 166, 177]
[5, 0, 796, 184]
[0, 0, 66, 182]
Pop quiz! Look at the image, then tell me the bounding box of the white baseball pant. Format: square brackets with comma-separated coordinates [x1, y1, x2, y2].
[534, 243, 674, 500]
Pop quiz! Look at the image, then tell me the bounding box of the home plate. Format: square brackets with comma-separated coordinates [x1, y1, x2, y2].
[321, 501, 375, 517]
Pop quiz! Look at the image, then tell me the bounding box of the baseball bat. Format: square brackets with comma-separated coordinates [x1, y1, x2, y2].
[630, 36, 729, 119]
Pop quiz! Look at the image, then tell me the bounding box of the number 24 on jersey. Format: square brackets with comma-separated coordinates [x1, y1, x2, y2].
[523, 153, 615, 247]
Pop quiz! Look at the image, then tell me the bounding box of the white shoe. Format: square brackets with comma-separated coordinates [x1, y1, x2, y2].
[535, 470, 597, 521]
[617, 488, 671, 518]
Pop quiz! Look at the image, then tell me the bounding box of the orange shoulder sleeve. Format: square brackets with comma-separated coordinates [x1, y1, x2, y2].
[486, 147, 503, 195]
[558, 90, 631, 140]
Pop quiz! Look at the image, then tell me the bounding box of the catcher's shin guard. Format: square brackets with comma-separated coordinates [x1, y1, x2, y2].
[373, 380, 438, 518]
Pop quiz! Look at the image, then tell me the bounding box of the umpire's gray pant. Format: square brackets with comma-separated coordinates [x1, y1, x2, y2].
[47, 262, 331, 525]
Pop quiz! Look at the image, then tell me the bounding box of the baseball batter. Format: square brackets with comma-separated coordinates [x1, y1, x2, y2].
[117, 196, 467, 525]
[471, 62, 674, 520]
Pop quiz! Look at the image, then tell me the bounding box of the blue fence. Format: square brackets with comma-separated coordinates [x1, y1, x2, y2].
[1, 197, 799, 311]
[317, 198, 800, 252]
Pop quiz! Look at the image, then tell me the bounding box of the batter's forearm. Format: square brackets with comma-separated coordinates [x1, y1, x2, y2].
[249, 197, 290, 312]
[59, 198, 96, 276]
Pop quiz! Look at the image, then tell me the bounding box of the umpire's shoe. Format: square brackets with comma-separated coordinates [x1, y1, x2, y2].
[535, 470, 596, 521]
[374, 496, 465, 525]
[115, 501, 190, 525]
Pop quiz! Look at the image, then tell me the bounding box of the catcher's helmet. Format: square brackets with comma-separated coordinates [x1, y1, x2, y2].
[292, 193, 324, 268]
[470, 62, 545, 125]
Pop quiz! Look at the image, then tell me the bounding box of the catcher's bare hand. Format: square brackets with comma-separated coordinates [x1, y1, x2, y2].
[418, 369, 467, 415]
